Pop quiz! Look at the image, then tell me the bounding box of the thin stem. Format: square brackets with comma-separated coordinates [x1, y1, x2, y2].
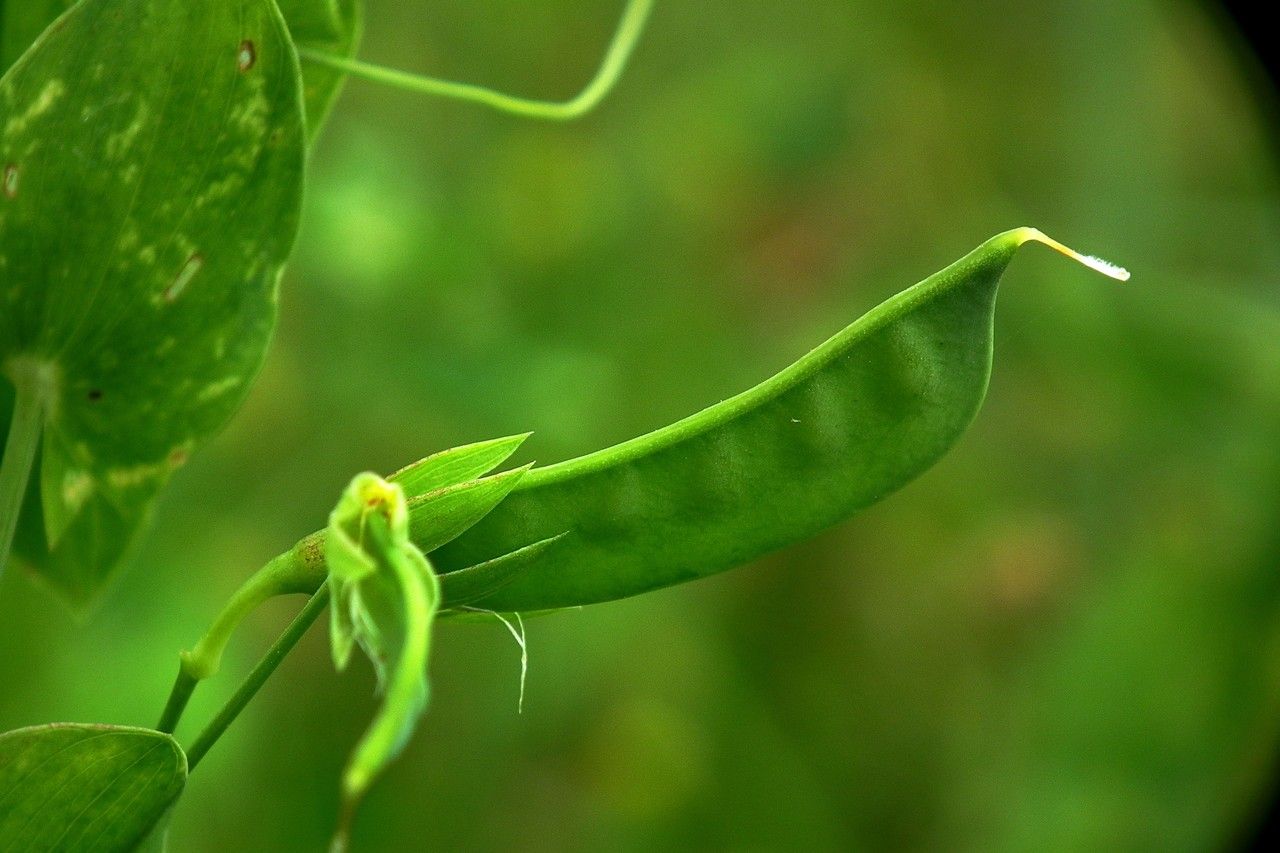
[186, 585, 331, 771]
[159, 538, 322, 745]
[0, 363, 50, 586]
[156, 552, 308, 736]
[156, 668, 198, 734]
[297, 0, 654, 121]
[180, 550, 309, 682]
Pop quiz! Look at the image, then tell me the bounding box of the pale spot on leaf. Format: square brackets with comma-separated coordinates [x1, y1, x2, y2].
[2, 79, 67, 136]
[61, 470, 94, 516]
[196, 376, 242, 402]
[164, 253, 203, 301]
[103, 101, 151, 160]
[106, 463, 167, 491]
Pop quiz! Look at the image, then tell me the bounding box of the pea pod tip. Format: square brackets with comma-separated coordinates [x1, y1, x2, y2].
[1017, 227, 1131, 282]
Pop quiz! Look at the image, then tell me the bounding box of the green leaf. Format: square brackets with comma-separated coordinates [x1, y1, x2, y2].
[0, 0, 74, 73]
[0, 723, 187, 852]
[430, 229, 1129, 611]
[132, 806, 176, 853]
[324, 473, 439, 847]
[0, 0, 306, 605]
[276, 0, 362, 140]
[389, 432, 530, 500]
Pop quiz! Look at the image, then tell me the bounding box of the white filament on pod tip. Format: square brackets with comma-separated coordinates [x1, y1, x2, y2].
[1022, 228, 1131, 282]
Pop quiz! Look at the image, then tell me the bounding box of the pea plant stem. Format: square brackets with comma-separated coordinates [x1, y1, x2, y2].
[0, 363, 50, 587]
[155, 548, 314, 734]
[186, 584, 331, 771]
[156, 668, 199, 735]
[298, 0, 653, 121]
[179, 550, 306, 681]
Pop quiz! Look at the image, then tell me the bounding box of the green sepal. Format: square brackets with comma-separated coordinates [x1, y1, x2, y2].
[389, 433, 530, 499]
[439, 532, 568, 610]
[408, 464, 533, 554]
[282, 443, 534, 597]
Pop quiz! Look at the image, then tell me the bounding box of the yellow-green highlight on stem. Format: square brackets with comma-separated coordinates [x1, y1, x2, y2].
[297, 0, 654, 120]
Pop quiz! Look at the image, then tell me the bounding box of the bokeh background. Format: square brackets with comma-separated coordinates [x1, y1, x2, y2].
[3, 0, 1280, 849]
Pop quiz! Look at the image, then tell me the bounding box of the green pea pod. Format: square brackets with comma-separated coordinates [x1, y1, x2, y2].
[325, 472, 439, 849]
[428, 228, 1128, 611]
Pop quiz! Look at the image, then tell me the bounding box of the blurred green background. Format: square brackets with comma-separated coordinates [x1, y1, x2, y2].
[4, 0, 1280, 849]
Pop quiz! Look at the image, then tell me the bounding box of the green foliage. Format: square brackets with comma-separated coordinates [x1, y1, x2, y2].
[0, 723, 186, 851]
[0, 0, 305, 605]
[13, 1, 1269, 851]
[0, 0, 361, 142]
[325, 473, 439, 848]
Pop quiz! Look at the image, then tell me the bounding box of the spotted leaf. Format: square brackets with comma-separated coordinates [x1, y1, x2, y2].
[0, 0, 306, 606]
